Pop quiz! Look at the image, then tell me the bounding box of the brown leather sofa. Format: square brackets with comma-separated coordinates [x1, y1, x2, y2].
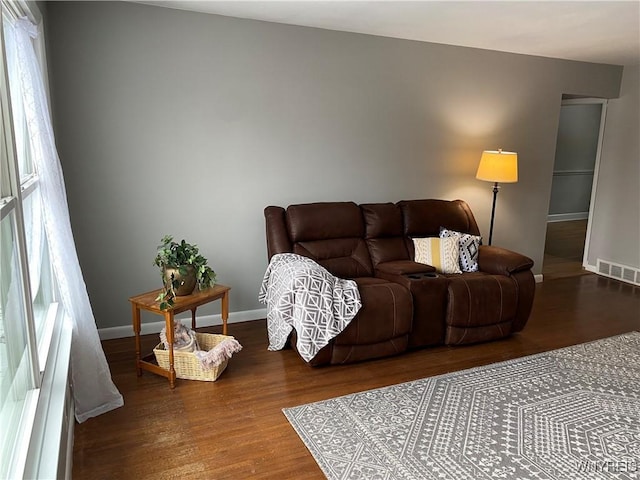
[264, 199, 535, 366]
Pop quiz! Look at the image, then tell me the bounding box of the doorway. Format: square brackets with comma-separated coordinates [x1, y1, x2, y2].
[543, 98, 607, 280]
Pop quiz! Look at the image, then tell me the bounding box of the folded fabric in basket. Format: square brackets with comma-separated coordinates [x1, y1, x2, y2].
[194, 337, 243, 370]
[159, 322, 242, 370]
[160, 321, 198, 352]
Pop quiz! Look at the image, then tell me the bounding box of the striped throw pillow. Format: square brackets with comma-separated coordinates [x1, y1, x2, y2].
[412, 237, 462, 274]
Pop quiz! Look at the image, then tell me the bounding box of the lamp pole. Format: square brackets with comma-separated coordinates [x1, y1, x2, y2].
[488, 182, 500, 246]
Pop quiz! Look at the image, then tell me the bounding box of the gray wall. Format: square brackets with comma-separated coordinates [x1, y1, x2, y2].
[44, 2, 623, 331]
[588, 65, 640, 269]
[548, 103, 602, 217]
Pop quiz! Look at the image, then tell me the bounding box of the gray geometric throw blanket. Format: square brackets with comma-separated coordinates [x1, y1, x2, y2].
[258, 253, 362, 362]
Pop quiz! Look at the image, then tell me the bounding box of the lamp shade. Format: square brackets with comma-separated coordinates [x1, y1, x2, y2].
[476, 150, 518, 183]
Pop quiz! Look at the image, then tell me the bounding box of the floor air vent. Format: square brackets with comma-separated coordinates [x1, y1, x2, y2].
[623, 268, 636, 283]
[598, 261, 611, 275]
[596, 259, 640, 286]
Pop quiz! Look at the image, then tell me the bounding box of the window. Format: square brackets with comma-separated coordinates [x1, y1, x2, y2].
[0, 4, 61, 477]
[5, 13, 58, 365]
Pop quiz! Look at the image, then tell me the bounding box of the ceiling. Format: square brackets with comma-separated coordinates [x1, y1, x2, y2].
[136, 1, 640, 66]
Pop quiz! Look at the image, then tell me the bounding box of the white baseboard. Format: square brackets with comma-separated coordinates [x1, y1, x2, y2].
[534, 274, 544, 283]
[98, 308, 267, 340]
[547, 212, 589, 223]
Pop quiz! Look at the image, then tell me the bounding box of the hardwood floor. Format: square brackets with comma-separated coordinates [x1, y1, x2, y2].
[73, 274, 640, 479]
[543, 219, 590, 280]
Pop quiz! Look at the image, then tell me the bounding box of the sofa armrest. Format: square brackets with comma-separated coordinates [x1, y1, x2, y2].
[375, 260, 436, 276]
[478, 245, 534, 276]
[264, 206, 293, 259]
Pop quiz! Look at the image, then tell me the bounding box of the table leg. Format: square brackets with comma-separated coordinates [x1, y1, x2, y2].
[191, 308, 197, 330]
[132, 304, 142, 376]
[221, 289, 229, 336]
[165, 311, 176, 389]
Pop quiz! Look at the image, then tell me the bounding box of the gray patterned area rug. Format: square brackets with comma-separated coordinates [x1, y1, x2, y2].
[284, 332, 640, 480]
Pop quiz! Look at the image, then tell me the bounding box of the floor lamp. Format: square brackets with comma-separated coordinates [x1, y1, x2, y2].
[476, 149, 518, 245]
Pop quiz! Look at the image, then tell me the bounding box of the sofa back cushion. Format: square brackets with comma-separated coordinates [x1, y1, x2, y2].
[399, 199, 481, 237]
[362, 203, 410, 266]
[398, 199, 481, 258]
[286, 202, 373, 278]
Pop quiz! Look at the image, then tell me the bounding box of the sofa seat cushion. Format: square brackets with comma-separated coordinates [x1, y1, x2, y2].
[445, 273, 518, 344]
[332, 277, 413, 346]
[376, 260, 435, 276]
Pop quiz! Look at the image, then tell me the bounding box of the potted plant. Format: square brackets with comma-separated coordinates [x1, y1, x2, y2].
[154, 235, 217, 310]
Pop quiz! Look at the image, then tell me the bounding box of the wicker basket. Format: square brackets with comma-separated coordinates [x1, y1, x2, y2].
[153, 333, 233, 382]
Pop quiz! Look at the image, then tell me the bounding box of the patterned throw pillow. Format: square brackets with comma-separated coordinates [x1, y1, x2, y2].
[439, 227, 481, 272]
[412, 237, 461, 274]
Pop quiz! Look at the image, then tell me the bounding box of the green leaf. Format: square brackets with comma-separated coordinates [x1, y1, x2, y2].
[154, 235, 216, 296]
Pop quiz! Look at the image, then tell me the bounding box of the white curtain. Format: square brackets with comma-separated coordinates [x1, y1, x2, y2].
[6, 17, 123, 422]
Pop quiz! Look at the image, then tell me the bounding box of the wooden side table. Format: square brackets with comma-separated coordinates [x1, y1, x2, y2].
[129, 284, 231, 388]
